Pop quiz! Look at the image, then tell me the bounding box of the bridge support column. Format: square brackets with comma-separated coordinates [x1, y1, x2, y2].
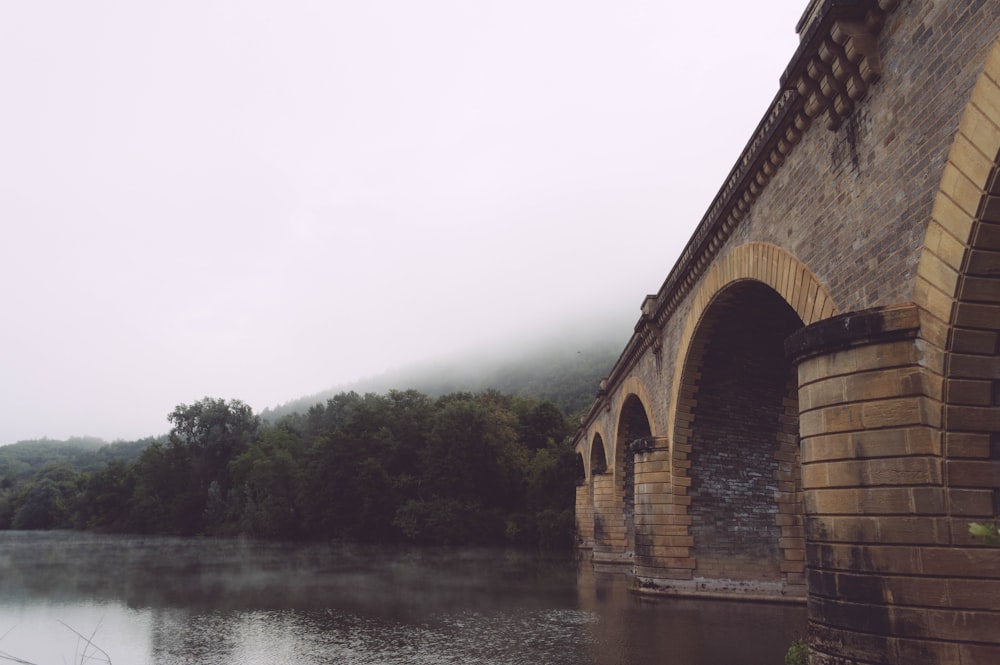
[575, 482, 594, 550]
[787, 304, 962, 665]
[592, 471, 628, 562]
[631, 440, 690, 581]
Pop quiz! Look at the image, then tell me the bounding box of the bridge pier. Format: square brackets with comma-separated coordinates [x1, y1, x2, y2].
[591, 470, 629, 562]
[786, 304, 990, 664]
[574, 482, 594, 551]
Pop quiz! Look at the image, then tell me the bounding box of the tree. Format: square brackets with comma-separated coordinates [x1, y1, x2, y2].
[78, 459, 135, 530]
[9, 462, 84, 530]
[126, 398, 262, 535]
[230, 427, 304, 539]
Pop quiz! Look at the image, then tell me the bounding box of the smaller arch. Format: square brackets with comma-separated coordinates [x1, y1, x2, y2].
[609, 375, 661, 468]
[589, 433, 608, 478]
[574, 451, 586, 486]
[615, 394, 654, 557]
[617, 394, 654, 450]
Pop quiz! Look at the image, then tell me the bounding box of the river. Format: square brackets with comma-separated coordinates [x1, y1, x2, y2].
[0, 531, 805, 664]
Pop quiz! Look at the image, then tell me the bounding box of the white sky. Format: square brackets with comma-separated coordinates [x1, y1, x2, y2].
[1, 0, 807, 444]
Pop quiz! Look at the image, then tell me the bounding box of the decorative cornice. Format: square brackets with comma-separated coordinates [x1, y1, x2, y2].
[784, 0, 895, 131]
[575, 0, 898, 442]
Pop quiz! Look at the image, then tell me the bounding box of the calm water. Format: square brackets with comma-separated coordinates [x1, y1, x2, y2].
[0, 531, 804, 664]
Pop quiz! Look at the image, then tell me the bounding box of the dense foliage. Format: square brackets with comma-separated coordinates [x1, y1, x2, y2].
[0, 392, 582, 548]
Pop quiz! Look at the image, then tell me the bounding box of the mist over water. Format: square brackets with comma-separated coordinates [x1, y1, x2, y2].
[0, 532, 804, 664]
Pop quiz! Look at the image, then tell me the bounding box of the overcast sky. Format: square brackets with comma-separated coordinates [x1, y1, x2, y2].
[1, 1, 807, 444]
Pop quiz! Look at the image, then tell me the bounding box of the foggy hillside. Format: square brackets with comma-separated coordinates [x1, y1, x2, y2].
[0, 437, 156, 481]
[262, 319, 631, 423]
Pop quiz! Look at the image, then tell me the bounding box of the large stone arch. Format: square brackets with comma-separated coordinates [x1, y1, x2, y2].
[903, 35, 1000, 664]
[669, 278, 808, 597]
[914, 35, 1000, 452]
[667, 243, 838, 452]
[629, 243, 834, 597]
[914, 40, 1000, 350]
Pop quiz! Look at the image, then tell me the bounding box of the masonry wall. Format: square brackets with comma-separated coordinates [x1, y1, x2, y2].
[731, 2, 1000, 315]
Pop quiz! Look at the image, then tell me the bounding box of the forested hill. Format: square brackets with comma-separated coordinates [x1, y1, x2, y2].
[262, 334, 624, 424]
[0, 437, 152, 482]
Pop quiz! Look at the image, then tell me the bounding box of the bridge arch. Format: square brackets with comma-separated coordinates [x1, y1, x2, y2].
[608, 375, 660, 466]
[614, 393, 654, 557]
[914, 35, 1000, 435]
[587, 431, 608, 479]
[584, 379, 660, 561]
[668, 275, 810, 595]
[911, 32, 1000, 641]
[667, 243, 838, 450]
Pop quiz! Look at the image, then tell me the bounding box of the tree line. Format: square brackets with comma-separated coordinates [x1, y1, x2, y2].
[0, 390, 583, 548]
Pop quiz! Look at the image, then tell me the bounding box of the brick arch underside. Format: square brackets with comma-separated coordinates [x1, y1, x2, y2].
[675, 281, 806, 590]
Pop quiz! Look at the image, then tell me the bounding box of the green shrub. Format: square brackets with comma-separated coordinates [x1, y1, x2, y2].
[785, 639, 808, 665]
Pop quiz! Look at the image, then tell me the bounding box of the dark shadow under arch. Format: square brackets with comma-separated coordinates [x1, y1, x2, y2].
[590, 433, 607, 476]
[682, 281, 804, 583]
[617, 395, 653, 556]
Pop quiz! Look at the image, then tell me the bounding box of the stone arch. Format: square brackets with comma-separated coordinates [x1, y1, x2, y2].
[663, 246, 829, 597]
[668, 243, 837, 454]
[914, 39, 1000, 537]
[615, 393, 654, 557]
[672, 280, 806, 594]
[608, 375, 661, 468]
[589, 432, 608, 479]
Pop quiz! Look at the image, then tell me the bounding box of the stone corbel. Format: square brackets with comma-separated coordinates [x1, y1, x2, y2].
[832, 20, 883, 84]
[597, 378, 611, 413]
[790, 2, 892, 132]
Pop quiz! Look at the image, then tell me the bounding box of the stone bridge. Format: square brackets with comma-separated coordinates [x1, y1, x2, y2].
[572, 1, 1000, 663]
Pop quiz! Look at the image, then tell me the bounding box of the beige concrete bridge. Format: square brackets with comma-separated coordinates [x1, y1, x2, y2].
[572, 1, 1000, 663]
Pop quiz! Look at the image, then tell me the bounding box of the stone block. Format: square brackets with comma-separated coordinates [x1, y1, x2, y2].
[944, 459, 1000, 487]
[945, 405, 1000, 431]
[945, 379, 994, 406]
[959, 643, 1000, 665]
[945, 432, 993, 458]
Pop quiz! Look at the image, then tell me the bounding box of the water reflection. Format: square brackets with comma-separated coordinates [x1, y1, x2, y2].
[0, 532, 804, 664]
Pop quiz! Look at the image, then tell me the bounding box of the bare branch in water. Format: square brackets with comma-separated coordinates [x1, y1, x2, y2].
[0, 650, 41, 665]
[57, 621, 112, 665]
[0, 626, 41, 665]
